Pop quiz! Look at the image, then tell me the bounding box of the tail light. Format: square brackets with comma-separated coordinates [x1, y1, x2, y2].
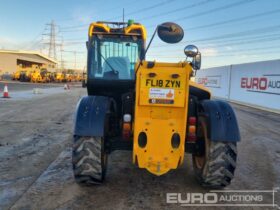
[187, 117, 197, 142]
[122, 114, 132, 140]
[189, 116, 197, 125]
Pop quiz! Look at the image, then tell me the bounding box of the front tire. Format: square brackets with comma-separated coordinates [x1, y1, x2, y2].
[193, 116, 237, 188]
[72, 136, 107, 185]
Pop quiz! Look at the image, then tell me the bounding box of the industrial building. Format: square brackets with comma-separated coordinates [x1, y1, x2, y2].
[0, 50, 57, 75]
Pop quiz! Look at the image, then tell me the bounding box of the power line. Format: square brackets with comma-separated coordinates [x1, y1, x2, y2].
[24, 35, 42, 50]
[145, 0, 258, 29]
[60, 24, 88, 30]
[139, 0, 218, 21]
[61, 50, 85, 69]
[149, 44, 280, 57]
[61, 38, 86, 42]
[188, 24, 280, 43]
[175, 0, 257, 22]
[107, 0, 176, 21]
[203, 34, 280, 48]
[207, 49, 280, 58]
[62, 50, 84, 54]
[146, 50, 280, 59]
[59, 0, 177, 31]
[150, 33, 280, 53]
[58, 0, 255, 33]
[186, 8, 280, 31]
[40, 1, 279, 67]
[56, 0, 140, 23]
[63, 41, 86, 46]
[152, 24, 280, 48]
[59, 28, 87, 33]
[61, 6, 279, 34]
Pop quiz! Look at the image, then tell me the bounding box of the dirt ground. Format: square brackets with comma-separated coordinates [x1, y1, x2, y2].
[0, 87, 279, 210]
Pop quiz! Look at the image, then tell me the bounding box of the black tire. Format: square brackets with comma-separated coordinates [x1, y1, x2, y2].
[19, 74, 25, 82]
[193, 116, 237, 188]
[72, 136, 107, 185]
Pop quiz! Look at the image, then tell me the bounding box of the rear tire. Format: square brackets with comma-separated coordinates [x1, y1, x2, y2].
[193, 116, 237, 188]
[72, 136, 107, 185]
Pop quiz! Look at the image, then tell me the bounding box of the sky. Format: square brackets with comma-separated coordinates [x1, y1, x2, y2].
[1, 0, 280, 70]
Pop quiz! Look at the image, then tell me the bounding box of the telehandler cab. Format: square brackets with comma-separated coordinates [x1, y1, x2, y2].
[72, 21, 240, 188]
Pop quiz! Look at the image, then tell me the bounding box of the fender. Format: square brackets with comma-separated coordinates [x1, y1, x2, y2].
[74, 96, 110, 137]
[200, 100, 240, 142]
[189, 81, 211, 100]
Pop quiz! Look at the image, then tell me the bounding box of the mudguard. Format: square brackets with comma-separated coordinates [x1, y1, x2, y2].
[74, 96, 110, 137]
[200, 100, 240, 142]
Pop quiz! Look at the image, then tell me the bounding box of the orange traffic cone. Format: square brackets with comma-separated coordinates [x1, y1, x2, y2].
[3, 84, 10, 98]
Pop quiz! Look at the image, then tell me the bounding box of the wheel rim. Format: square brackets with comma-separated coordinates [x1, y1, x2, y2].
[195, 155, 205, 169]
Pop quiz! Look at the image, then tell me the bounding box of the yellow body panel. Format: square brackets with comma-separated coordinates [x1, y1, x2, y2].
[88, 23, 110, 36]
[133, 61, 192, 176]
[88, 22, 147, 40]
[124, 24, 147, 40]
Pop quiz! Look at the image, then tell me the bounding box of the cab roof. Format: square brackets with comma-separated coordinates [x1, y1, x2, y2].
[88, 21, 147, 40]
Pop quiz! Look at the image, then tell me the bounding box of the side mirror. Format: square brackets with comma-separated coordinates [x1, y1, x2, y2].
[184, 45, 201, 70]
[136, 22, 184, 73]
[157, 22, 184, 44]
[184, 45, 198, 57]
[193, 52, 201, 70]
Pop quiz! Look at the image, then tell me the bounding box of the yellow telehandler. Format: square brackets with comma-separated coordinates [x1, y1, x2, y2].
[31, 68, 50, 83]
[72, 21, 240, 188]
[54, 72, 65, 82]
[12, 68, 21, 81]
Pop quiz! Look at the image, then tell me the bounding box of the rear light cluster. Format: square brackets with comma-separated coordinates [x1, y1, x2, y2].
[187, 116, 197, 142]
[122, 114, 132, 140]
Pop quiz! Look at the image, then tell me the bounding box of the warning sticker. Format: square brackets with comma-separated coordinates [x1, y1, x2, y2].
[149, 88, 175, 99]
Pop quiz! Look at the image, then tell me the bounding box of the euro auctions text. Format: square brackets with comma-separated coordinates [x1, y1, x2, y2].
[166, 189, 280, 209]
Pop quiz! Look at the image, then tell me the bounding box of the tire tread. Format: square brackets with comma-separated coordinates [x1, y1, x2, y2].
[72, 136, 106, 185]
[200, 141, 237, 188]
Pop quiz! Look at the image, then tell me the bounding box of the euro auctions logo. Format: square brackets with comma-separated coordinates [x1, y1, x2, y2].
[240, 74, 280, 95]
[196, 76, 221, 88]
[166, 188, 280, 208]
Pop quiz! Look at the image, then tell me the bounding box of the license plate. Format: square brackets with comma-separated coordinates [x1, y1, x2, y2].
[144, 79, 181, 89]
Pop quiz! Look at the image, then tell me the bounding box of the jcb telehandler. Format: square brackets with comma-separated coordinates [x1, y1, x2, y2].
[73, 21, 240, 188]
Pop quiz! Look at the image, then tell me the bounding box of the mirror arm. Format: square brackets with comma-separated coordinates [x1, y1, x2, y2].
[135, 26, 158, 74]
